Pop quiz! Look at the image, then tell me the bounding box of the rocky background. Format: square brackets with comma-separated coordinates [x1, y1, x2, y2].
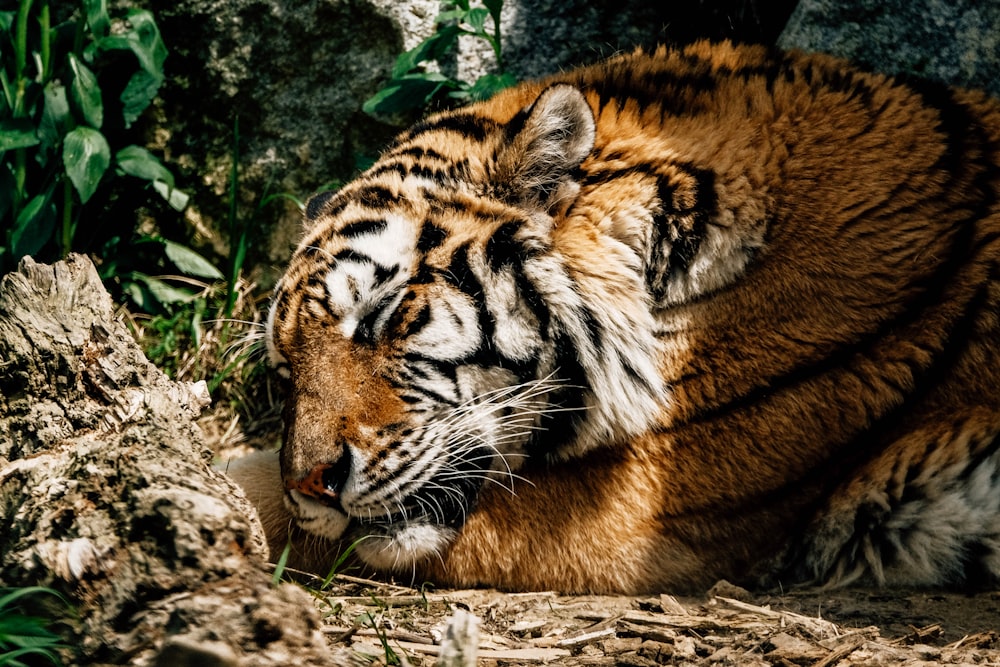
[2, 0, 999, 664]
[139, 0, 804, 282]
[126, 0, 999, 284]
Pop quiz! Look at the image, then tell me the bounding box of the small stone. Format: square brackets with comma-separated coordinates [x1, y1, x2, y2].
[153, 636, 238, 667]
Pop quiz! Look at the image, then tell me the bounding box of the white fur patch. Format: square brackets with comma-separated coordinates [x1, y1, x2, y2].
[285, 490, 351, 540]
[406, 286, 481, 361]
[325, 213, 416, 339]
[658, 211, 763, 307]
[354, 523, 458, 571]
[878, 449, 1000, 586]
[263, 297, 289, 376]
[807, 443, 1000, 587]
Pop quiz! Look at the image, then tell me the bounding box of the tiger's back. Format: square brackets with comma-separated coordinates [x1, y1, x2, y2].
[243, 41, 1000, 593]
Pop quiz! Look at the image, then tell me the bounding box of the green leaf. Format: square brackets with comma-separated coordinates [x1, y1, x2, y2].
[83, 0, 110, 37]
[0, 613, 62, 648]
[482, 0, 504, 26]
[435, 9, 468, 24]
[391, 26, 462, 79]
[0, 119, 39, 152]
[467, 72, 517, 101]
[363, 73, 460, 115]
[271, 542, 291, 586]
[38, 83, 70, 152]
[120, 70, 162, 128]
[0, 645, 62, 666]
[120, 10, 167, 76]
[121, 280, 152, 311]
[0, 587, 67, 613]
[162, 239, 222, 280]
[68, 53, 103, 129]
[115, 145, 172, 186]
[62, 127, 110, 203]
[151, 180, 189, 211]
[115, 147, 188, 209]
[131, 272, 196, 306]
[10, 188, 56, 260]
[465, 7, 490, 34]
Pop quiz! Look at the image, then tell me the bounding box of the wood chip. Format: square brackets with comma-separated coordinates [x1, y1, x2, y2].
[557, 626, 617, 648]
[765, 631, 828, 662]
[659, 594, 689, 615]
[436, 608, 479, 667]
[715, 596, 843, 640]
[808, 636, 866, 667]
[380, 641, 572, 662]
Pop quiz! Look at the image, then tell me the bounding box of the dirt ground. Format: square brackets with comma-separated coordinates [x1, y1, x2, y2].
[280, 569, 1000, 666]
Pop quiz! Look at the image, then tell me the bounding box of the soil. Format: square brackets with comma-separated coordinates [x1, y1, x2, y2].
[282, 553, 1000, 666]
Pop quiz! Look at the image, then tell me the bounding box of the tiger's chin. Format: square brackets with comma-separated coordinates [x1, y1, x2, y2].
[288, 491, 458, 570]
[352, 523, 458, 571]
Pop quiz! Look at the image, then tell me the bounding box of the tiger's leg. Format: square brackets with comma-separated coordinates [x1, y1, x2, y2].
[794, 411, 1000, 588]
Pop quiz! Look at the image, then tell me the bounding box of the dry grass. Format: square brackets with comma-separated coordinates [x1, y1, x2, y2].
[121, 271, 286, 458]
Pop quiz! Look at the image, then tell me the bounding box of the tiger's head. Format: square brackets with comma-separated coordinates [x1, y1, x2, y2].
[264, 81, 749, 571]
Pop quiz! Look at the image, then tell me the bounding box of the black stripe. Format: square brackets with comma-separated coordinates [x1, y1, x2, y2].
[339, 218, 388, 238]
[400, 113, 497, 143]
[394, 146, 446, 161]
[417, 221, 449, 253]
[367, 161, 408, 180]
[355, 185, 396, 208]
[529, 332, 590, 456]
[403, 303, 431, 338]
[579, 303, 604, 354]
[485, 220, 525, 272]
[512, 266, 551, 342]
[443, 244, 483, 301]
[396, 368, 460, 407]
[355, 290, 402, 343]
[333, 248, 390, 268]
[329, 248, 399, 290]
[665, 167, 716, 282]
[410, 164, 453, 184]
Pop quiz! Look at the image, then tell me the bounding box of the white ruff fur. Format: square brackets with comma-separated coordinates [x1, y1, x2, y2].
[355, 524, 458, 571]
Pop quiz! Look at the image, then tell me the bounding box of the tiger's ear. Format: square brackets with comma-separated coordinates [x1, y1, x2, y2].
[495, 84, 596, 210]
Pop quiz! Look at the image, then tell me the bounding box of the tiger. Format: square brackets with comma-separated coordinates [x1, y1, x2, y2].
[226, 40, 1000, 595]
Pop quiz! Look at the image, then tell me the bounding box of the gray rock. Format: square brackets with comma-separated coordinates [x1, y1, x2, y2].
[779, 0, 1000, 97]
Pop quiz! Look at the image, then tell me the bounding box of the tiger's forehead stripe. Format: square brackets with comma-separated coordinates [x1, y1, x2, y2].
[394, 112, 500, 144]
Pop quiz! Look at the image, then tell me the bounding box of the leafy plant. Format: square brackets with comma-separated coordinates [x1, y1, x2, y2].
[0, 0, 187, 275]
[363, 0, 516, 115]
[0, 587, 71, 667]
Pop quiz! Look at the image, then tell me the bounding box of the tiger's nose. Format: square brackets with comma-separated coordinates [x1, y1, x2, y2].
[287, 449, 352, 506]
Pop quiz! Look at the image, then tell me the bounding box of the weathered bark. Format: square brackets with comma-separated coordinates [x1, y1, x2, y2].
[0, 255, 345, 665]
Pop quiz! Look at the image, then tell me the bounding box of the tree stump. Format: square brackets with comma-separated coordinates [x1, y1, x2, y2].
[0, 255, 344, 665]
